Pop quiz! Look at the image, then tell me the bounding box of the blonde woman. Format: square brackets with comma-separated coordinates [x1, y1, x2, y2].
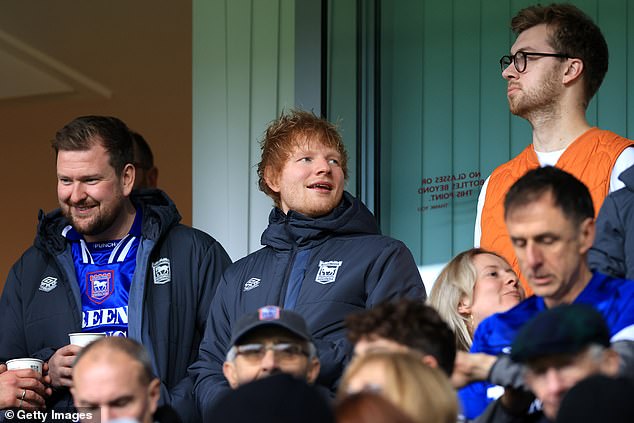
[338, 351, 457, 423]
[429, 248, 524, 351]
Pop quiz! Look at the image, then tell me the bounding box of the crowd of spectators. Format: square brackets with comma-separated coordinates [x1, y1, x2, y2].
[2, 4, 634, 423]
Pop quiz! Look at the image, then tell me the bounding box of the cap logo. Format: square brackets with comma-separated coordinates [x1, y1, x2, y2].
[258, 305, 281, 321]
[315, 260, 343, 284]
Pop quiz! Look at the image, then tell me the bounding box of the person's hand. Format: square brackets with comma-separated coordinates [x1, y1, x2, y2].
[451, 351, 497, 388]
[0, 367, 51, 410]
[41, 362, 52, 386]
[47, 344, 82, 388]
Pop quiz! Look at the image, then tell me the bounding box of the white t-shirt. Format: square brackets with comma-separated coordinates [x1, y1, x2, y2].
[473, 146, 634, 246]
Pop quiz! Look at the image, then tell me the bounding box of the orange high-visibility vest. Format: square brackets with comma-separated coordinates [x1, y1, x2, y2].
[480, 128, 633, 296]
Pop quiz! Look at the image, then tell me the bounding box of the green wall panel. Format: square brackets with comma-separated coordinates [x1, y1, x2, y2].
[452, 0, 482, 254]
[327, 0, 358, 195]
[420, 0, 454, 263]
[629, 1, 634, 136]
[597, 0, 627, 134]
[384, 0, 425, 261]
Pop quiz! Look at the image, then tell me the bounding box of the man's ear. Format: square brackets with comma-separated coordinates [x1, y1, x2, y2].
[264, 166, 281, 193]
[458, 295, 472, 317]
[122, 163, 136, 196]
[148, 378, 161, 415]
[421, 354, 440, 370]
[601, 348, 620, 377]
[562, 57, 584, 85]
[578, 217, 595, 255]
[223, 361, 240, 389]
[306, 357, 321, 384]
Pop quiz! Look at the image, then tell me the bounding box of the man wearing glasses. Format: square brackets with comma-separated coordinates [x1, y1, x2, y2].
[475, 3, 634, 296]
[222, 306, 320, 388]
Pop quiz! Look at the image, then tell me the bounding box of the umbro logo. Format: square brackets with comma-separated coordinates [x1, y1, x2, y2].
[244, 278, 261, 292]
[39, 277, 58, 293]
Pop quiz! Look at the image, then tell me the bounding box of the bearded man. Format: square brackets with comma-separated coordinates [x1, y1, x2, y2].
[0, 115, 231, 422]
[474, 3, 634, 295]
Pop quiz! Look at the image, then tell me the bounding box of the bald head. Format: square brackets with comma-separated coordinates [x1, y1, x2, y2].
[75, 337, 154, 384]
[71, 337, 160, 423]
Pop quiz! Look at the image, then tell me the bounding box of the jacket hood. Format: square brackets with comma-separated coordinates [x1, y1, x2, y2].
[35, 209, 70, 254]
[34, 189, 181, 254]
[131, 188, 181, 239]
[261, 191, 380, 250]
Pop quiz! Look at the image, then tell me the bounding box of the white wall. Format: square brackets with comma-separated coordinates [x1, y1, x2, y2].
[193, 0, 295, 261]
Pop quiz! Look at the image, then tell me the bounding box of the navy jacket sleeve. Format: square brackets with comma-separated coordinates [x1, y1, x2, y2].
[156, 236, 232, 422]
[365, 240, 426, 306]
[189, 273, 234, 421]
[0, 264, 29, 362]
[0, 251, 73, 363]
[588, 194, 627, 278]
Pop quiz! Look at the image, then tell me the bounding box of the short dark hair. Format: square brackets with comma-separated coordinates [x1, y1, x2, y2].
[131, 131, 154, 170]
[257, 109, 349, 207]
[345, 299, 456, 376]
[52, 115, 134, 175]
[511, 3, 608, 107]
[504, 166, 594, 226]
[74, 337, 155, 386]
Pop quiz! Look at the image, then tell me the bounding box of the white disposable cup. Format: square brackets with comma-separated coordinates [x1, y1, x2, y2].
[6, 358, 43, 374]
[69, 332, 106, 347]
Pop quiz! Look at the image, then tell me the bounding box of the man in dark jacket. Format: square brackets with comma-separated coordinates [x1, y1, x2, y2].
[589, 164, 634, 279]
[0, 116, 231, 422]
[190, 109, 425, 419]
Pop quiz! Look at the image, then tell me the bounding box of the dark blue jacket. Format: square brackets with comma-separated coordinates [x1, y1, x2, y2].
[589, 164, 634, 279]
[190, 192, 426, 419]
[0, 190, 231, 422]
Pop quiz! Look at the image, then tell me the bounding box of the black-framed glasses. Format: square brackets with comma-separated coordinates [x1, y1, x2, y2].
[500, 51, 569, 73]
[234, 343, 309, 362]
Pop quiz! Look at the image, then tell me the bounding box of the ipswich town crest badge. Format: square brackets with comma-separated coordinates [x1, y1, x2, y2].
[87, 270, 114, 304]
[152, 258, 171, 284]
[315, 260, 343, 284]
